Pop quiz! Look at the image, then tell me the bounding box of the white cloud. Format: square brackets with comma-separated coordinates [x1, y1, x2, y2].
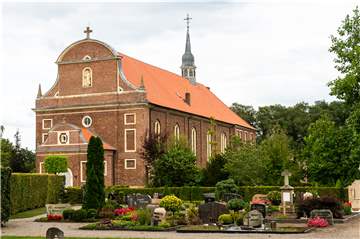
[0, 1, 358, 149]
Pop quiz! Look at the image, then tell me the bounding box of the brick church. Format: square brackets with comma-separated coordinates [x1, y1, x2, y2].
[34, 17, 255, 187]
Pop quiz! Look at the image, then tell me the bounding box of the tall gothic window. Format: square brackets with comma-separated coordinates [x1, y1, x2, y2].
[220, 133, 227, 153]
[174, 124, 180, 140]
[154, 120, 161, 135]
[82, 67, 92, 87]
[191, 128, 197, 155]
[207, 132, 212, 161]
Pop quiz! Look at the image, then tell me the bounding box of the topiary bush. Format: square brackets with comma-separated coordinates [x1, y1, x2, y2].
[267, 191, 281, 205]
[44, 155, 68, 174]
[227, 198, 247, 211]
[1, 167, 12, 225]
[218, 213, 233, 224]
[215, 179, 238, 201]
[62, 209, 75, 220]
[63, 187, 83, 204]
[72, 209, 88, 222]
[296, 196, 344, 219]
[159, 195, 182, 213]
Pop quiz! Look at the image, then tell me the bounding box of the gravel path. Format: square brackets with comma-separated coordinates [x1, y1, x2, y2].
[1, 215, 359, 239]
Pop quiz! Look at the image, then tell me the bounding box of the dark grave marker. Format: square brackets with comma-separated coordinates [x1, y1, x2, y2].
[310, 209, 334, 225]
[126, 194, 152, 209]
[46, 227, 64, 239]
[223, 193, 242, 202]
[199, 201, 228, 224]
[250, 203, 266, 218]
[203, 193, 215, 203]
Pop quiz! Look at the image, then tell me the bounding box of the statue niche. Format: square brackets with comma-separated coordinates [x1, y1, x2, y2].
[82, 67, 92, 87]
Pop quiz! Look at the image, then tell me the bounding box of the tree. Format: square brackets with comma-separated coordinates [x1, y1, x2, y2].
[0, 139, 13, 168]
[201, 153, 229, 186]
[230, 103, 257, 128]
[9, 130, 26, 172]
[303, 116, 359, 186]
[260, 127, 294, 185]
[224, 136, 266, 185]
[329, 6, 360, 106]
[83, 136, 105, 210]
[44, 155, 68, 174]
[151, 138, 199, 186]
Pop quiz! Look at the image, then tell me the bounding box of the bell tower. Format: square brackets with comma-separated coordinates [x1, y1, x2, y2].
[181, 14, 196, 84]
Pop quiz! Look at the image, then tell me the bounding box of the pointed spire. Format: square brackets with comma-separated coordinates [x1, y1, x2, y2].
[138, 75, 146, 91]
[37, 84, 42, 98]
[181, 14, 196, 84]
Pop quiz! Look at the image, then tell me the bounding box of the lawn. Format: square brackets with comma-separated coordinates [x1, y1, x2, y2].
[2, 237, 153, 239]
[10, 207, 46, 219]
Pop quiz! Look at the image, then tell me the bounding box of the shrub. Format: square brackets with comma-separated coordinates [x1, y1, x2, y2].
[159, 221, 171, 228]
[227, 198, 247, 211]
[62, 209, 75, 220]
[137, 208, 152, 225]
[267, 191, 281, 205]
[72, 209, 88, 222]
[44, 155, 68, 174]
[307, 216, 329, 227]
[10, 173, 64, 214]
[201, 154, 229, 186]
[1, 167, 12, 225]
[343, 202, 352, 215]
[187, 205, 201, 225]
[215, 179, 238, 200]
[83, 136, 105, 210]
[87, 209, 98, 219]
[63, 187, 83, 204]
[218, 214, 233, 224]
[160, 195, 183, 213]
[296, 196, 344, 219]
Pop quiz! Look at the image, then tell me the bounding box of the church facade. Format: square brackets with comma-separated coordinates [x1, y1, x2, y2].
[34, 23, 256, 187]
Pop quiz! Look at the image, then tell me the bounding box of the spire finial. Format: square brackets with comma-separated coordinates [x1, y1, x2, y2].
[184, 13, 192, 31]
[139, 75, 146, 91]
[37, 83, 42, 98]
[84, 26, 93, 39]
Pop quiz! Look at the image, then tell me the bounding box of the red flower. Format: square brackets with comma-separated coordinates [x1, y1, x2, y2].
[307, 216, 329, 227]
[114, 207, 135, 216]
[47, 214, 63, 221]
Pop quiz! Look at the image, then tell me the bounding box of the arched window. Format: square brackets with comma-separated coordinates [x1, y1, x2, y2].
[154, 120, 161, 135]
[220, 133, 227, 153]
[191, 128, 197, 155]
[174, 124, 180, 140]
[82, 67, 92, 87]
[207, 132, 212, 161]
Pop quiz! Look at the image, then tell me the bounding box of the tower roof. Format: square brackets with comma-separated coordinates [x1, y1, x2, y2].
[181, 14, 195, 67]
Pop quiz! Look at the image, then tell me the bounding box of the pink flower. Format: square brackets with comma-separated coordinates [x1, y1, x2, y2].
[307, 216, 329, 227]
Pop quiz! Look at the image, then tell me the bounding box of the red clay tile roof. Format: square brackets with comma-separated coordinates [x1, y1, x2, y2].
[120, 53, 254, 130]
[81, 128, 116, 150]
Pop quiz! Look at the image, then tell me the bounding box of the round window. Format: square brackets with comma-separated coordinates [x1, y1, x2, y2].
[59, 133, 69, 144]
[82, 116, 92, 128]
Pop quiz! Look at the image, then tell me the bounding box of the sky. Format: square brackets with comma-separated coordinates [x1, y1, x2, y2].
[0, 0, 358, 150]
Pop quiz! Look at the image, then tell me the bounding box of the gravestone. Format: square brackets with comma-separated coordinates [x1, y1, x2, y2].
[251, 194, 270, 204]
[250, 203, 266, 218]
[46, 227, 64, 239]
[348, 180, 360, 211]
[203, 193, 216, 203]
[198, 201, 228, 224]
[223, 193, 242, 202]
[151, 207, 166, 226]
[126, 194, 152, 209]
[46, 204, 71, 216]
[310, 209, 334, 225]
[280, 170, 295, 215]
[243, 210, 263, 228]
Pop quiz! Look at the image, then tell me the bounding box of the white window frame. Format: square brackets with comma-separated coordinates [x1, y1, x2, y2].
[104, 161, 108, 176]
[58, 131, 70, 145]
[154, 120, 161, 135]
[39, 162, 45, 174]
[174, 124, 180, 140]
[207, 132, 212, 161]
[42, 133, 48, 143]
[221, 133, 227, 153]
[124, 129, 136, 152]
[244, 132, 248, 141]
[124, 159, 136, 169]
[82, 115, 92, 128]
[42, 119, 53, 130]
[124, 113, 136, 125]
[191, 127, 197, 155]
[80, 161, 87, 182]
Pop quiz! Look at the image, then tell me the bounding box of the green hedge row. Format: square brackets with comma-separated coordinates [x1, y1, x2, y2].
[62, 185, 348, 204]
[10, 173, 64, 214]
[1, 167, 12, 224]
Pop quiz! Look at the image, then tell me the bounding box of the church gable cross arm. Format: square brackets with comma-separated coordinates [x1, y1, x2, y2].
[84, 26, 93, 39]
[281, 170, 292, 186]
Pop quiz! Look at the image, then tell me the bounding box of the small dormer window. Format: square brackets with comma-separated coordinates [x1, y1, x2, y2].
[83, 55, 92, 61]
[82, 116, 92, 128]
[118, 86, 124, 93]
[82, 67, 92, 87]
[54, 91, 59, 97]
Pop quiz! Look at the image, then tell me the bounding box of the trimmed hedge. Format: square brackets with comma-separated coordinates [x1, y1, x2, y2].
[10, 173, 64, 214]
[62, 186, 348, 204]
[1, 167, 12, 224]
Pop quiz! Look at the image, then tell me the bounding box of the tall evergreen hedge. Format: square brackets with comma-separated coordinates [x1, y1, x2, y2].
[10, 173, 64, 214]
[1, 167, 12, 225]
[83, 136, 105, 209]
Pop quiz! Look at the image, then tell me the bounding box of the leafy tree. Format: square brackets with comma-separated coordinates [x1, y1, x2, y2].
[303, 116, 359, 186]
[151, 137, 199, 186]
[224, 136, 266, 185]
[329, 6, 360, 105]
[260, 127, 294, 185]
[83, 136, 105, 210]
[44, 155, 68, 174]
[0, 139, 13, 168]
[215, 178, 238, 200]
[201, 153, 229, 186]
[230, 103, 257, 128]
